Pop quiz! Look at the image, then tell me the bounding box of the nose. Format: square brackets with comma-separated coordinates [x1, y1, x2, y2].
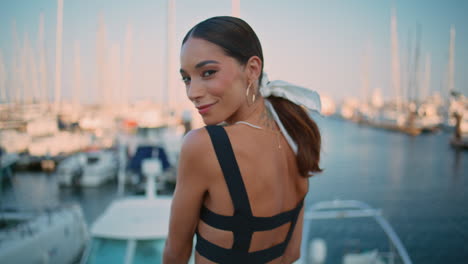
[186, 79, 205, 102]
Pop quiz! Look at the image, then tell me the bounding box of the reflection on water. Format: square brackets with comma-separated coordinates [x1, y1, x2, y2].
[1, 117, 467, 263]
[2, 172, 122, 224]
[453, 149, 464, 177]
[3, 172, 59, 211]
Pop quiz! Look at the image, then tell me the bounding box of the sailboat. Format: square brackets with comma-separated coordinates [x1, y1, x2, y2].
[449, 92, 468, 149]
[358, 9, 442, 136]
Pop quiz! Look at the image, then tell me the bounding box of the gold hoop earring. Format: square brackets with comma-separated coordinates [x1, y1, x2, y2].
[246, 82, 252, 98]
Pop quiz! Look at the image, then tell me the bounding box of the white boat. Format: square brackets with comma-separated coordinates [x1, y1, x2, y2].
[450, 112, 468, 149]
[297, 200, 412, 264]
[320, 95, 337, 117]
[0, 204, 89, 264]
[359, 104, 423, 136]
[122, 102, 169, 129]
[80, 159, 194, 264]
[449, 92, 468, 149]
[340, 98, 360, 121]
[57, 150, 118, 187]
[81, 195, 172, 264]
[0, 130, 31, 153]
[78, 113, 116, 132]
[28, 131, 92, 157]
[413, 102, 443, 132]
[26, 117, 59, 137]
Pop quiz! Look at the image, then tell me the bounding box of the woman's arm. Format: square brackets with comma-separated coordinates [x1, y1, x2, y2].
[163, 129, 212, 264]
[281, 206, 305, 264]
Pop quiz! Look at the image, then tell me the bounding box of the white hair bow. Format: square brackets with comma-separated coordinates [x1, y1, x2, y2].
[260, 73, 322, 115]
[259, 73, 322, 160]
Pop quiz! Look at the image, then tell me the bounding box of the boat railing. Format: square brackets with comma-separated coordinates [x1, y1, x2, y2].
[303, 200, 413, 264]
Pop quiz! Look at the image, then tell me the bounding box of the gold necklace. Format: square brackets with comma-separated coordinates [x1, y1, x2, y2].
[234, 121, 282, 149]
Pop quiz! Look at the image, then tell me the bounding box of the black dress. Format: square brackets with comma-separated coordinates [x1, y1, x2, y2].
[195, 125, 304, 264]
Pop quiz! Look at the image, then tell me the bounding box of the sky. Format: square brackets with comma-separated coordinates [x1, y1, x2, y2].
[0, 0, 467, 106]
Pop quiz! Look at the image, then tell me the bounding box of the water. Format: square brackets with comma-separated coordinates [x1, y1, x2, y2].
[1, 117, 467, 263]
[305, 117, 468, 263]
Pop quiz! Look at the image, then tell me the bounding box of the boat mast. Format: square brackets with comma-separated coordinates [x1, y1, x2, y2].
[405, 29, 412, 109]
[12, 21, 21, 104]
[412, 24, 421, 103]
[38, 13, 48, 104]
[390, 8, 402, 112]
[447, 25, 455, 97]
[54, 0, 63, 112]
[73, 41, 82, 109]
[96, 14, 108, 106]
[361, 42, 371, 105]
[232, 0, 240, 17]
[107, 44, 124, 107]
[0, 50, 6, 103]
[165, 0, 176, 109]
[123, 24, 133, 106]
[421, 54, 431, 100]
[20, 34, 29, 104]
[26, 32, 39, 104]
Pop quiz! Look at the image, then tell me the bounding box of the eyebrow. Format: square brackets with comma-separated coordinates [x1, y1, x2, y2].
[195, 60, 219, 68]
[180, 60, 220, 74]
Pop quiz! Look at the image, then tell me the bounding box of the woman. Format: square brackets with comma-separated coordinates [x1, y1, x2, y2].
[163, 16, 322, 264]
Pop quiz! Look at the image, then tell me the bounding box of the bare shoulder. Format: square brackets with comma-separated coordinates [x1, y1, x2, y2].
[178, 127, 216, 182]
[183, 125, 241, 150]
[180, 126, 211, 156]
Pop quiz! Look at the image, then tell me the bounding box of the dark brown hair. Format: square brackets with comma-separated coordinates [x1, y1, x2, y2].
[182, 16, 322, 177]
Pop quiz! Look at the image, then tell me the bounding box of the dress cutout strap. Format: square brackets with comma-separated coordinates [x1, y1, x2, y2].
[205, 125, 252, 216]
[205, 125, 253, 252]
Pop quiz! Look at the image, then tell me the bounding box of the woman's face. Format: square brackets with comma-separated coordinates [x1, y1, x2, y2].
[180, 37, 248, 125]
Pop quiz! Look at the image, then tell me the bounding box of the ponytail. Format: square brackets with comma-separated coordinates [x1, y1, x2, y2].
[268, 96, 322, 177]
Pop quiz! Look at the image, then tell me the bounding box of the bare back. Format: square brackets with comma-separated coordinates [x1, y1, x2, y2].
[196, 124, 308, 264]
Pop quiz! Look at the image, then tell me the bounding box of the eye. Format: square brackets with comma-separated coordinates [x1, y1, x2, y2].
[202, 70, 217, 78]
[181, 76, 191, 84]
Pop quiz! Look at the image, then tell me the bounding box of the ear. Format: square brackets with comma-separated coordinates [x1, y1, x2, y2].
[245, 56, 262, 84]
